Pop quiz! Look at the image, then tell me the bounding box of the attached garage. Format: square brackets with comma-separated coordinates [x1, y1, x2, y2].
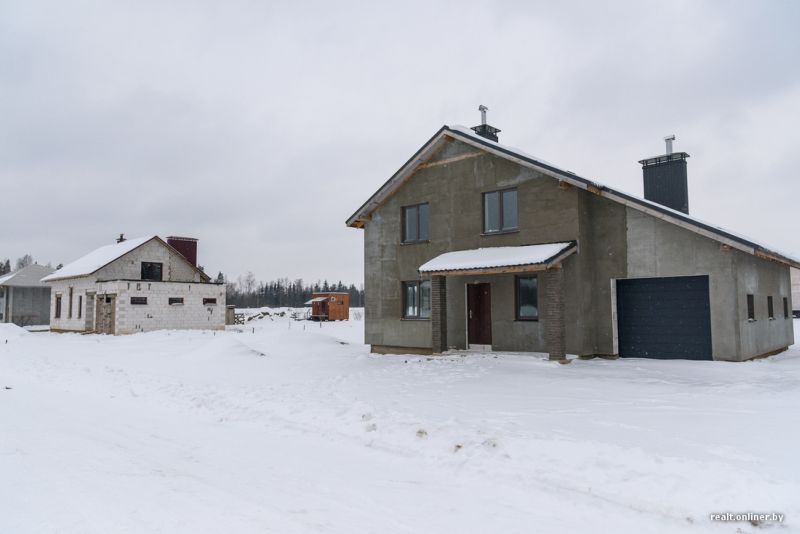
[616, 275, 712, 360]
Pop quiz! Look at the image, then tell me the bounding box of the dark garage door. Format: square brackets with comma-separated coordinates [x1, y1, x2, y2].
[616, 275, 712, 360]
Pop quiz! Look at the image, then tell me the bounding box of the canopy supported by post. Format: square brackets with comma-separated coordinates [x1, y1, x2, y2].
[419, 242, 575, 360]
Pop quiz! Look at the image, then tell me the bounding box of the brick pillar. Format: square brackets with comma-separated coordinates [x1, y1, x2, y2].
[431, 275, 447, 353]
[543, 267, 566, 361]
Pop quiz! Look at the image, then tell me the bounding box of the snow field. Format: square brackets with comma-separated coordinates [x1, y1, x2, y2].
[1, 312, 799, 533]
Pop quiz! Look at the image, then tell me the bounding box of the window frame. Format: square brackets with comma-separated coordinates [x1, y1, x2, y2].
[482, 187, 519, 234]
[141, 262, 163, 282]
[515, 275, 539, 321]
[130, 296, 148, 305]
[767, 295, 774, 319]
[169, 297, 184, 306]
[401, 202, 430, 244]
[203, 298, 217, 306]
[401, 280, 432, 320]
[746, 294, 755, 321]
[55, 295, 62, 319]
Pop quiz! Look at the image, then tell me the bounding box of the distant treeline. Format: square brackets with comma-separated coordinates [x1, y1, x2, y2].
[219, 272, 364, 308]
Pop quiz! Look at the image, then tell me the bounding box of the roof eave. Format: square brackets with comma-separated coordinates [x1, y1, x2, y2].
[347, 125, 800, 269]
[346, 126, 451, 228]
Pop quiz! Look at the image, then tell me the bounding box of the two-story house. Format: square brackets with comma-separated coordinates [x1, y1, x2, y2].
[347, 119, 798, 362]
[42, 235, 225, 334]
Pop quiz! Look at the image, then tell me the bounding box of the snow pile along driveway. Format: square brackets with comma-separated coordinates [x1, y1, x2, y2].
[1, 313, 799, 533]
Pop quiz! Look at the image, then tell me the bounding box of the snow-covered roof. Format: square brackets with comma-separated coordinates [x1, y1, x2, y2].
[419, 242, 576, 274]
[304, 297, 328, 304]
[346, 125, 800, 269]
[0, 264, 55, 287]
[41, 236, 155, 282]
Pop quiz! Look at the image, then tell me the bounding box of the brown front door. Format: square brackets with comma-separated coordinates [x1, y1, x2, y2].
[467, 283, 492, 346]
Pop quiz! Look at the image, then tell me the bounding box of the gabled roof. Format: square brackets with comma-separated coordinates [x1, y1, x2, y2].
[346, 125, 800, 269]
[0, 264, 55, 287]
[41, 236, 211, 283]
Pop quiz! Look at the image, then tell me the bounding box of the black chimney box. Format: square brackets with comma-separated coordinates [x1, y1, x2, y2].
[471, 123, 501, 142]
[639, 151, 690, 215]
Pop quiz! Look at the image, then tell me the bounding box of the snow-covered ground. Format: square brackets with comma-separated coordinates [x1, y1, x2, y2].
[1, 313, 799, 533]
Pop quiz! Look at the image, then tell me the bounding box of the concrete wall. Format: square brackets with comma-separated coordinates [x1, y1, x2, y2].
[95, 239, 202, 283]
[1, 286, 51, 326]
[49, 278, 225, 333]
[104, 280, 225, 334]
[734, 250, 794, 359]
[625, 207, 793, 361]
[48, 277, 98, 331]
[364, 139, 584, 352]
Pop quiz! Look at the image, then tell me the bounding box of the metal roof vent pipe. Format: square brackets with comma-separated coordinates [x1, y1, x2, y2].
[638, 135, 690, 215]
[116, 233, 126, 243]
[470, 104, 501, 142]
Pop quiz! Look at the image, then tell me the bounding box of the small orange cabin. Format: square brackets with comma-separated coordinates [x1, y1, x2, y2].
[306, 292, 350, 321]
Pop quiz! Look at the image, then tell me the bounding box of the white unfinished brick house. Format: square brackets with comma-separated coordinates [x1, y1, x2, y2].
[42, 236, 225, 334]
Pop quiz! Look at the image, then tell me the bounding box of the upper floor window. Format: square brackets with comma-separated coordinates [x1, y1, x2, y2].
[402, 280, 431, 319]
[483, 188, 518, 233]
[402, 203, 429, 243]
[141, 262, 163, 281]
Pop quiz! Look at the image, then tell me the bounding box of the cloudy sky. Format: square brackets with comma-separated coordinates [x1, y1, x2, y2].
[1, 1, 798, 284]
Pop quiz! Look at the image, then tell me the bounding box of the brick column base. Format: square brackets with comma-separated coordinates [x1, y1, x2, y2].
[543, 267, 566, 361]
[431, 275, 447, 353]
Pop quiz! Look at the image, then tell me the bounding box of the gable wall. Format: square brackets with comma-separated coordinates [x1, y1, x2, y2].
[364, 139, 588, 351]
[96, 239, 201, 283]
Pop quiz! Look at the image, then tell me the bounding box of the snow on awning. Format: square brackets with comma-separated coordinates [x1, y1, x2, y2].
[419, 242, 577, 275]
[304, 297, 328, 304]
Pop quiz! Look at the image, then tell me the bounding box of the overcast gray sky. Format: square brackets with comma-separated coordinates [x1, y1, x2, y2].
[1, 0, 798, 284]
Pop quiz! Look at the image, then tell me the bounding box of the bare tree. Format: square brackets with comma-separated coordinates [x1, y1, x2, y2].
[15, 254, 34, 270]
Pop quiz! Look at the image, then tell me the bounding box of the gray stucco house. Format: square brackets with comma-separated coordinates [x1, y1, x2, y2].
[347, 120, 798, 362]
[0, 264, 55, 326]
[42, 235, 225, 335]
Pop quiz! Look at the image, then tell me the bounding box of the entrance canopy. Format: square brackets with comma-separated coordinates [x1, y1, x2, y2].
[419, 241, 577, 276]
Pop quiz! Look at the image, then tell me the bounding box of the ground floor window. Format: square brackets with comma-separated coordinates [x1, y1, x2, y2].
[767, 296, 774, 319]
[747, 294, 755, 320]
[169, 297, 184, 305]
[55, 295, 62, 318]
[784, 297, 789, 319]
[78, 295, 82, 319]
[402, 281, 431, 319]
[515, 276, 538, 320]
[131, 297, 148, 305]
[203, 298, 217, 305]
